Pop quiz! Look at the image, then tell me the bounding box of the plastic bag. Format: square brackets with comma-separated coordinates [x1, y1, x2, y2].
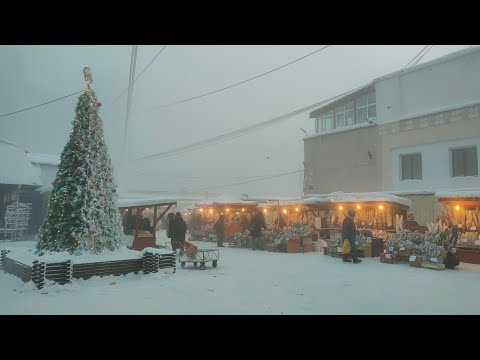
[342, 239, 351, 255]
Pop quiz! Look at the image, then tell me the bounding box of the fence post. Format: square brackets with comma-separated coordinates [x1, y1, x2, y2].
[0, 249, 10, 271]
[31, 260, 46, 290]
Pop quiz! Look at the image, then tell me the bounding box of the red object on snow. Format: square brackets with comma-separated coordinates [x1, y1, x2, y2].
[288, 237, 302, 244]
[183, 241, 198, 250]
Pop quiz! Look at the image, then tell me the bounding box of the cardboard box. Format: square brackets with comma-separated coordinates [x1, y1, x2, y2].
[303, 244, 313, 253]
[398, 247, 412, 258]
[287, 243, 301, 253]
[267, 244, 276, 252]
[363, 247, 372, 257]
[380, 252, 398, 264]
[409, 255, 423, 268]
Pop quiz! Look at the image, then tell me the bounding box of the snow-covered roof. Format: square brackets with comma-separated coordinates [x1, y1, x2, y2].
[303, 191, 412, 207]
[26, 152, 60, 166]
[303, 121, 377, 141]
[385, 190, 435, 196]
[195, 195, 259, 207]
[117, 195, 177, 208]
[35, 186, 53, 194]
[0, 141, 43, 186]
[435, 189, 480, 199]
[195, 200, 258, 207]
[372, 46, 480, 84]
[307, 47, 480, 124]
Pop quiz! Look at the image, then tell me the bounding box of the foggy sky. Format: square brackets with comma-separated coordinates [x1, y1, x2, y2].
[0, 45, 470, 199]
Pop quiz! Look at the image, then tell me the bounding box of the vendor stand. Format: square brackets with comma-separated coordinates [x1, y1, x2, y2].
[118, 196, 177, 251]
[243, 197, 314, 252]
[303, 192, 411, 256]
[436, 189, 480, 264]
[193, 199, 258, 241]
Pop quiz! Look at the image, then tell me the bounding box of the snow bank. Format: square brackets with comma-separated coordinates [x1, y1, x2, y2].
[1, 241, 143, 265]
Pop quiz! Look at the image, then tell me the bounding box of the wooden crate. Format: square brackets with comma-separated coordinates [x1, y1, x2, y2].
[421, 262, 445, 270]
[456, 248, 480, 264]
[409, 255, 423, 268]
[380, 252, 398, 264]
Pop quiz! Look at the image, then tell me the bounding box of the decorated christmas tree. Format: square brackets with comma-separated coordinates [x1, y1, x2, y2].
[36, 66, 125, 255]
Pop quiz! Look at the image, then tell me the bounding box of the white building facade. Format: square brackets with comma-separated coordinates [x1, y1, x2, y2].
[304, 46, 480, 224]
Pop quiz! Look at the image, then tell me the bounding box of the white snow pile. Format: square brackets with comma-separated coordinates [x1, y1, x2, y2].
[1, 241, 144, 265]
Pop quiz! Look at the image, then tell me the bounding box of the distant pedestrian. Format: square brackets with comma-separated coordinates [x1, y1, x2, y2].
[214, 214, 225, 247]
[166, 213, 176, 250]
[172, 212, 187, 251]
[341, 209, 361, 264]
[250, 210, 267, 250]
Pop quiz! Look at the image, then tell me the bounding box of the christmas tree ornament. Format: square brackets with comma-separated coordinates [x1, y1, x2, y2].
[83, 65, 93, 85]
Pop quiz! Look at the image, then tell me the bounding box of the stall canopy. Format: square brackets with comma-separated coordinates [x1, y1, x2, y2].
[303, 191, 412, 208]
[195, 196, 258, 208]
[117, 195, 178, 208]
[435, 189, 480, 200]
[118, 195, 177, 251]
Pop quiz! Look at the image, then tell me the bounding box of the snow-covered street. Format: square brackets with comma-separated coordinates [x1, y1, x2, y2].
[1, 234, 479, 315]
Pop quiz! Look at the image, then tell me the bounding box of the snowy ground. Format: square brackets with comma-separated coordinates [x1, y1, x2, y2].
[1, 233, 480, 315]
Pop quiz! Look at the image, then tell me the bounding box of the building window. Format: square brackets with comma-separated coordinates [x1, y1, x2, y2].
[401, 153, 422, 180]
[356, 92, 376, 124]
[451, 146, 478, 177]
[325, 111, 333, 131]
[345, 101, 354, 126]
[335, 106, 345, 128]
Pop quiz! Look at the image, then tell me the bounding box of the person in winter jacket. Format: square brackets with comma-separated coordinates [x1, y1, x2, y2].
[341, 209, 361, 264]
[250, 210, 267, 250]
[172, 212, 187, 251]
[213, 214, 225, 247]
[166, 213, 177, 251]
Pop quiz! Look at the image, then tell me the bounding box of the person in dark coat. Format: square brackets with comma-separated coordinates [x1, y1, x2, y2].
[274, 213, 286, 228]
[166, 213, 177, 250]
[213, 214, 225, 247]
[250, 210, 267, 250]
[172, 212, 187, 251]
[341, 209, 361, 263]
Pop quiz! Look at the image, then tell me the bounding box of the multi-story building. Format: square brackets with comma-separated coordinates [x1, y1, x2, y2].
[304, 46, 480, 225]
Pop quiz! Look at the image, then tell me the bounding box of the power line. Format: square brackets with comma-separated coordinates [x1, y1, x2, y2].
[190, 169, 304, 191]
[0, 90, 83, 119]
[110, 45, 167, 106]
[402, 45, 430, 70]
[408, 45, 434, 67]
[145, 45, 332, 112]
[122, 45, 138, 154]
[137, 84, 366, 161]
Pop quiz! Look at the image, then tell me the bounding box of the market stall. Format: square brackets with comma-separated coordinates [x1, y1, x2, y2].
[435, 189, 480, 264]
[192, 199, 258, 241]
[303, 192, 411, 257]
[242, 197, 315, 252]
[118, 196, 177, 251]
